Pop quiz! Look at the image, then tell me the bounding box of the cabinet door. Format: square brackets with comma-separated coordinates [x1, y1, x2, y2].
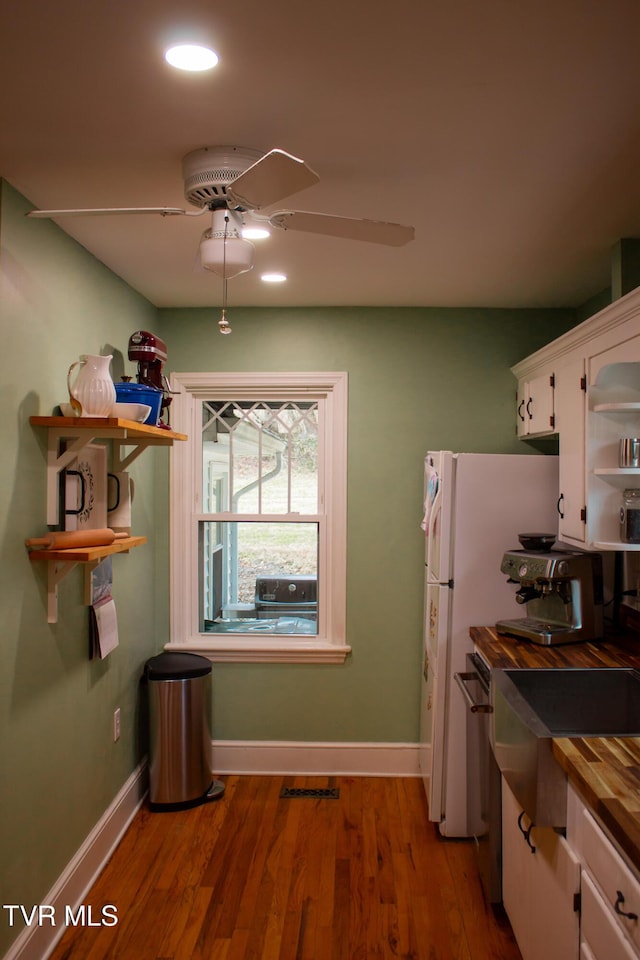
[502, 780, 532, 955]
[502, 778, 580, 960]
[517, 372, 556, 438]
[516, 380, 528, 437]
[556, 356, 587, 544]
[528, 372, 556, 436]
[532, 818, 581, 960]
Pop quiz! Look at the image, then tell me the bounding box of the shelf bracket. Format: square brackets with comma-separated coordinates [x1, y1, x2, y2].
[111, 438, 156, 472]
[47, 560, 79, 624]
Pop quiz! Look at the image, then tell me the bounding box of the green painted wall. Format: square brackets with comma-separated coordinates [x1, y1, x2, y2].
[157, 305, 576, 742]
[1, 176, 579, 956]
[0, 182, 162, 956]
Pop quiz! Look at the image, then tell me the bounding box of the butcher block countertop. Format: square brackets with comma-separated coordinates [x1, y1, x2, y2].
[470, 625, 640, 670]
[470, 625, 640, 872]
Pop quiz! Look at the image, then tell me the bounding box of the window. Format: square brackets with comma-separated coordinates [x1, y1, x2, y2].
[168, 372, 349, 662]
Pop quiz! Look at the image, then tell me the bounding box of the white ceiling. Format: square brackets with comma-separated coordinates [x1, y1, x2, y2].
[3, 0, 640, 310]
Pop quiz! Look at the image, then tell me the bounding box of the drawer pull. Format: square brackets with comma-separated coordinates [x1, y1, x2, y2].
[614, 890, 638, 921]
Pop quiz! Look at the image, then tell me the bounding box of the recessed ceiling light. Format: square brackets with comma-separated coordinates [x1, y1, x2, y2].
[164, 44, 219, 72]
[261, 272, 287, 283]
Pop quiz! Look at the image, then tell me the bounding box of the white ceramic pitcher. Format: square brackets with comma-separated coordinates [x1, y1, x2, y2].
[67, 354, 116, 417]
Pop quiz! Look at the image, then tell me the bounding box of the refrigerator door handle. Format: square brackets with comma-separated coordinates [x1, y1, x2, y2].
[426, 484, 442, 574]
[454, 671, 493, 714]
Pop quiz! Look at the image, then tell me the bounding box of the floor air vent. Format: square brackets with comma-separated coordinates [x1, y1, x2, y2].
[279, 787, 340, 799]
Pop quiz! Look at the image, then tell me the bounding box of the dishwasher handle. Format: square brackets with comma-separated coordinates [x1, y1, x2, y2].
[454, 671, 493, 714]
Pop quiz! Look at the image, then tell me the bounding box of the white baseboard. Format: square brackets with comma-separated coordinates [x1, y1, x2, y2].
[212, 740, 421, 777]
[3, 761, 147, 960]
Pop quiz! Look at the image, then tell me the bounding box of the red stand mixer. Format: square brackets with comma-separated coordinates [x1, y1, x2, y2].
[127, 331, 173, 427]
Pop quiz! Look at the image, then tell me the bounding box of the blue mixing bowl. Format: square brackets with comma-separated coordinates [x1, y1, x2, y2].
[114, 382, 163, 425]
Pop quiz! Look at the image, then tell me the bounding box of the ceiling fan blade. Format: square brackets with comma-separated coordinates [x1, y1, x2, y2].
[226, 149, 320, 211]
[26, 206, 206, 219]
[269, 210, 415, 246]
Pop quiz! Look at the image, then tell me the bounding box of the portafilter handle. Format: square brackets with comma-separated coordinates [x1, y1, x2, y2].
[515, 585, 542, 605]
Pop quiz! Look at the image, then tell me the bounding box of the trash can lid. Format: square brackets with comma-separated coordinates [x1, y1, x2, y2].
[144, 651, 212, 680]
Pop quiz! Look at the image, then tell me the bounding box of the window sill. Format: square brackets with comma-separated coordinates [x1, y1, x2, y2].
[164, 638, 351, 664]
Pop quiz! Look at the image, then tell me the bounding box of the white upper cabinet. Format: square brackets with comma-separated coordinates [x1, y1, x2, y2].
[516, 370, 556, 437]
[512, 286, 640, 551]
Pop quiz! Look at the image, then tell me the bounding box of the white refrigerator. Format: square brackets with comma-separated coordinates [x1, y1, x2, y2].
[419, 451, 559, 838]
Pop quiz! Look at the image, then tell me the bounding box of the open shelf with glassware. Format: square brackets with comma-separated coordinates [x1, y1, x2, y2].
[28, 416, 187, 621]
[587, 367, 640, 550]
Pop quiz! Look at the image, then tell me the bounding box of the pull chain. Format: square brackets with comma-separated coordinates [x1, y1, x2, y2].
[218, 212, 232, 335]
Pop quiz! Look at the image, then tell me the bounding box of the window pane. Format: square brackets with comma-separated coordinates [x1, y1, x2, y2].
[201, 401, 318, 514]
[200, 521, 318, 636]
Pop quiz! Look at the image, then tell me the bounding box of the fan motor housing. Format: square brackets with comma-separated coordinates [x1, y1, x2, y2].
[182, 146, 262, 208]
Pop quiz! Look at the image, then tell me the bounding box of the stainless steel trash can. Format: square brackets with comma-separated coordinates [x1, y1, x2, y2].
[144, 652, 224, 809]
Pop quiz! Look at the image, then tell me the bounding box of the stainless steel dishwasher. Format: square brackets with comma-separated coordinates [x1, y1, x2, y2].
[455, 651, 502, 903]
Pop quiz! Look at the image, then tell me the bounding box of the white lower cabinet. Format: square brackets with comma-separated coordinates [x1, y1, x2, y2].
[502, 777, 581, 960]
[567, 784, 640, 959]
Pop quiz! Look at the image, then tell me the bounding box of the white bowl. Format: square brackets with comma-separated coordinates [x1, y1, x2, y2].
[111, 402, 152, 423]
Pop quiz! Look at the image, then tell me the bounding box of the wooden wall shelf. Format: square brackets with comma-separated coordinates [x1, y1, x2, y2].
[30, 415, 186, 525]
[27, 535, 147, 565]
[28, 416, 187, 623]
[28, 537, 147, 624]
[30, 415, 187, 442]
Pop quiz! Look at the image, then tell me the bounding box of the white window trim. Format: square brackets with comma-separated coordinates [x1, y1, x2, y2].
[167, 371, 350, 663]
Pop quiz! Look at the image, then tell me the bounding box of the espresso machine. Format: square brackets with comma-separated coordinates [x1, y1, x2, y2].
[496, 547, 604, 645]
[128, 330, 173, 426]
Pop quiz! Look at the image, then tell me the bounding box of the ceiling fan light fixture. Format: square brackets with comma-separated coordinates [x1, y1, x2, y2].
[199, 208, 255, 278]
[164, 44, 219, 72]
[200, 235, 254, 278]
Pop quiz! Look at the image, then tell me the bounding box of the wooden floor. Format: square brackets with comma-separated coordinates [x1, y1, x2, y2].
[49, 776, 521, 960]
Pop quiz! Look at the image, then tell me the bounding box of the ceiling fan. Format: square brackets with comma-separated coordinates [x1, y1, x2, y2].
[26, 145, 416, 280]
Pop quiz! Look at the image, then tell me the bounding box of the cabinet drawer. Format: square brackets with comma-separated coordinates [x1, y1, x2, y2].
[581, 808, 640, 951]
[582, 873, 637, 960]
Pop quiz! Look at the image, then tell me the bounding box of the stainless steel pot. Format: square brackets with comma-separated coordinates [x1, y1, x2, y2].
[619, 437, 640, 468]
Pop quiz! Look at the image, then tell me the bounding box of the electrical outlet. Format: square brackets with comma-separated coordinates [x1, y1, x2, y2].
[113, 708, 121, 742]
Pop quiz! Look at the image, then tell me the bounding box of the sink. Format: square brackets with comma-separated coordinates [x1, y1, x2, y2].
[490, 668, 640, 827]
[498, 668, 640, 736]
